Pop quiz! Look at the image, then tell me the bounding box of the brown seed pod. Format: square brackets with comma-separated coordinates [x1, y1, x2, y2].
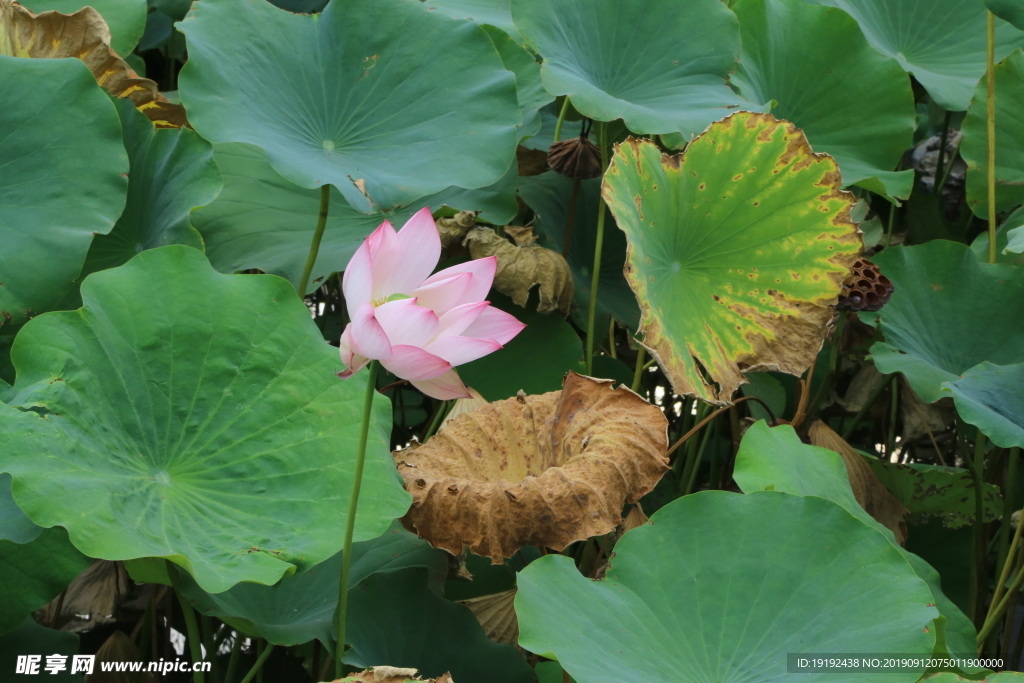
[547, 134, 602, 179]
[836, 258, 894, 312]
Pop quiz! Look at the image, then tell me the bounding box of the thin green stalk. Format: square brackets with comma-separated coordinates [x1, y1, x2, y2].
[987, 462, 1024, 646]
[422, 400, 450, 442]
[168, 561, 206, 683]
[631, 347, 647, 393]
[223, 634, 243, 683]
[886, 377, 899, 460]
[977, 551, 1024, 648]
[238, 643, 275, 683]
[934, 110, 952, 192]
[675, 401, 710, 478]
[335, 360, 379, 679]
[608, 319, 617, 360]
[201, 615, 220, 683]
[297, 185, 332, 297]
[987, 11, 998, 265]
[996, 447, 1021, 599]
[584, 122, 609, 375]
[684, 419, 716, 496]
[884, 194, 899, 248]
[961, 422, 988, 626]
[553, 97, 571, 144]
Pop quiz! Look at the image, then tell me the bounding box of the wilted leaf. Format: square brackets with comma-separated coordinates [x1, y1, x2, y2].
[808, 420, 909, 544]
[337, 667, 454, 683]
[442, 387, 489, 429]
[603, 114, 861, 403]
[864, 459, 1002, 529]
[46, 560, 128, 631]
[93, 630, 155, 683]
[458, 589, 518, 646]
[396, 372, 669, 561]
[0, 0, 186, 127]
[463, 227, 573, 316]
[619, 503, 649, 534]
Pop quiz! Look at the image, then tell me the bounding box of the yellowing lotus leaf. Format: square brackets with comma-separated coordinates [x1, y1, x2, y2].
[0, 0, 185, 128]
[395, 372, 669, 562]
[602, 112, 862, 404]
[336, 668, 454, 683]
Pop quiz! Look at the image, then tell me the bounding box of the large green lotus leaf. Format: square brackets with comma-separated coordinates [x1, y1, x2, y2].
[864, 459, 1001, 528]
[962, 50, 1024, 217]
[602, 113, 861, 403]
[517, 172, 639, 330]
[345, 569, 537, 683]
[729, 0, 915, 200]
[0, 246, 410, 593]
[870, 241, 1024, 403]
[511, 0, 751, 137]
[0, 527, 90, 635]
[422, 0, 522, 43]
[458, 292, 584, 401]
[192, 144, 518, 294]
[0, 56, 127, 330]
[944, 362, 1024, 449]
[0, 618, 80, 681]
[178, 0, 520, 211]
[970, 206, 1024, 266]
[811, 0, 1024, 111]
[987, 0, 1024, 31]
[924, 674, 1024, 682]
[82, 98, 219, 279]
[177, 522, 447, 647]
[733, 421, 978, 660]
[482, 25, 552, 141]
[0, 475, 40, 545]
[22, 0, 146, 55]
[516, 490, 938, 683]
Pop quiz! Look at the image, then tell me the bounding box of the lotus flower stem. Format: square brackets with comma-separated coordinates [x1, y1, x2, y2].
[238, 643, 275, 683]
[631, 346, 646, 393]
[584, 121, 609, 374]
[986, 10, 998, 264]
[553, 96, 571, 143]
[335, 359, 379, 678]
[297, 185, 332, 296]
[168, 561, 206, 683]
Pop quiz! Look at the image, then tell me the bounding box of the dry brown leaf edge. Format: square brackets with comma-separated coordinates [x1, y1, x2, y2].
[395, 372, 670, 562]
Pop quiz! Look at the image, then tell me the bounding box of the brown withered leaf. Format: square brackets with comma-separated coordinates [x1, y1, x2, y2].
[335, 668, 453, 683]
[620, 504, 649, 534]
[0, 0, 186, 128]
[502, 225, 537, 246]
[395, 372, 669, 562]
[45, 559, 128, 632]
[516, 145, 549, 177]
[458, 589, 518, 646]
[436, 211, 478, 249]
[463, 227, 573, 316]
[442, 387, 488, 429]
[92, 631, 158, 683]
[809, 420, 909, 544]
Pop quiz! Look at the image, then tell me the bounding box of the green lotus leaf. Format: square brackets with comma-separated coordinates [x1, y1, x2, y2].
[962, 50, 1024, 217]
[423, 0, 522, 43]
[986, 0, 1024, 31]
[0, 527, 90, 635]
[21, 0, 147, 55]
[81, 98, 219, 279]
[191, 144, 517, 295]
[970, 207, 1024, 266]
[178, 0, 520, 210]
[0, 55, 127, 330]
[602, 113, 861, 403]
[458, 292, 584, 401]
[345, 569, 537, 683]
[0, 246, 410, 593]
[944, 362, 1024, 449]
[729, 0, 915, 199]
[870, 241, 1024, 403]
[518, 172, 639, 330]
[483, 25, 552, 141]
[863, 459, 1001, 528]
[739, 372, 787, 421]
[176, 522, 448, 647]
[0, 618, 80, 681]
[733, 421, 978, 660]
[516, 490, 938, 683]
[811, 0, 1024, 111]
[511, 0, 751, 137]
[924, 673, 1024, 682]
[0, 474, 40, 544]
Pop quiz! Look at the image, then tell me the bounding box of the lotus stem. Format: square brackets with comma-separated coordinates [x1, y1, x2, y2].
[238, 643, 275, 683]
[997, 447, 1022, 588]
[297, 185, 332, 297]
[960, 420, 987, 626]
[584, 122, 609, 375]
[335, 359, 379, 678]
[168, 561, 206, 683]
[987, 11, 998, 264]
[631, 346, 646, 393]
[223, 634, 243, 683]
[553, 97, 571, 144]
[986, 457, 1024, 636]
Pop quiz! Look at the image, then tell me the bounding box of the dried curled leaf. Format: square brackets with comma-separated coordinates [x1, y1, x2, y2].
[395, 372, 669, 562]
[442, 387, 488, 429]
[620, 504, 649, 533]
[458, 589, 518, 646]
[503, 225, 537, 246]
[0, 0, 186, 128]
[463, 227, 573, 316]
[809, 420, 908, 544]
[436, 211, 478, 249]
[336, 668, 454, 683]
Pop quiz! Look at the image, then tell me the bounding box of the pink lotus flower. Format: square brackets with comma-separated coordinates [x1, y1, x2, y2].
[338, 208, 525, 399]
